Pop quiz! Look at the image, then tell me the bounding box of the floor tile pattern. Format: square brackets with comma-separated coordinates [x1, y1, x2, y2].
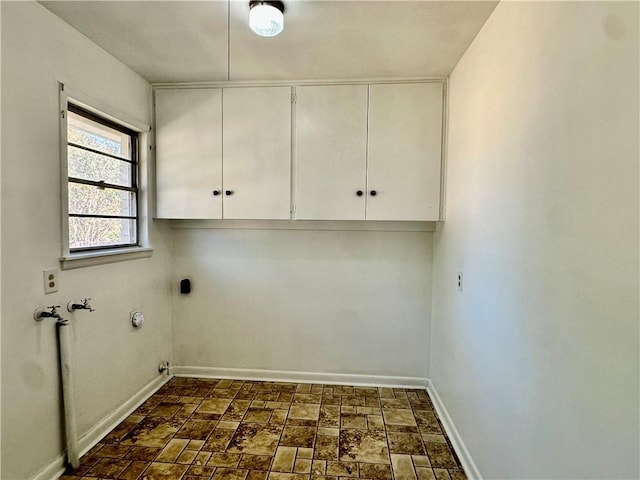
[60, 378, 466, 480]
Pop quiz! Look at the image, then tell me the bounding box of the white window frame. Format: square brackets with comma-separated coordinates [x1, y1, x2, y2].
[59, 83, 153, 269]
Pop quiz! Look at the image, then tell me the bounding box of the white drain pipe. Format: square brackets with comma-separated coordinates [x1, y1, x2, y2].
[34, 307, 80, 469]
[57, 319, 80, 469]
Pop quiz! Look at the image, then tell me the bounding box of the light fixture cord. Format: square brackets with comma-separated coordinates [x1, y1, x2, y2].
[227, 0, 231, 81]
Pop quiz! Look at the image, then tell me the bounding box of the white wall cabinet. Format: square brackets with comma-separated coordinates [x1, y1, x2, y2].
[223, 87, 292, 220]
[155, 88, 222, 219]
[295, 85, 368, 220]
[295, 82, 443, 221]
[367, 83, 443, 221]
[155, 87, 291, 220]
[155, 82, 443, 222]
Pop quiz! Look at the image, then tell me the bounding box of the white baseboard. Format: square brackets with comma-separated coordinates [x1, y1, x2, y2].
[30, 374, 172, 480]
[29, 457, 65, 480]
[172, 366, 428, 389]
[77, 374, 172, 456]
[427, 379, 482, 480]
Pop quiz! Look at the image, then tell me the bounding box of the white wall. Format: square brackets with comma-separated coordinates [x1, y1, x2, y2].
[1, 3, 173, 479]
[172, 228, 432, 379]
[431, 2, 639, 479]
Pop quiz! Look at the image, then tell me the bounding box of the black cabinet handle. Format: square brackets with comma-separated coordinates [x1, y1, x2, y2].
[356, 190, 363, 197]
[370, 190, 377, 196]
[225, 190, 233, 196]
[213, 190, 220, 196]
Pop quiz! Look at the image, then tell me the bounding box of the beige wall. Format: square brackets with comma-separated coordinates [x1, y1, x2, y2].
[1, 3, 173, 479]
[172, 228, 433, 379]
[431, 2, 639, 478]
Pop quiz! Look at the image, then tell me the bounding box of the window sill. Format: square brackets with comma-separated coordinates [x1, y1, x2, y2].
[60, 246, 153, 270]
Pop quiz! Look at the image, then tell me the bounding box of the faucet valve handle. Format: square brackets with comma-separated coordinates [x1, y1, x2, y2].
[34, 305, 64, 321]
[82, 298, 95, 312]
[67, 298, 95, 312]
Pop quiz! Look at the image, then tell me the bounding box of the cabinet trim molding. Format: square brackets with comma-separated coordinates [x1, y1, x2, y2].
[153, 77, 447, 89]
[166, 219, 436, 232]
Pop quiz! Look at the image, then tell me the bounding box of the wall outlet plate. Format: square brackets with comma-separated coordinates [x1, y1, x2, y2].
[457, 271, 463, 292]
[43, 268, 59, 294]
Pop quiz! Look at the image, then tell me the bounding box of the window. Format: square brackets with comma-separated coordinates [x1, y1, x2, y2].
[66, 104, 139, 252]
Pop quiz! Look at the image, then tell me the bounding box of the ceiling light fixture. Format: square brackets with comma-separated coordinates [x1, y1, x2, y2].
[249, 1, 284, 37]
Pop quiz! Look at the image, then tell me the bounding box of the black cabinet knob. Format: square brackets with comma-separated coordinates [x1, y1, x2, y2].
[370, 190, 377, 196]
[213, 190, 220, 196]
[225, 190, 233, 196]
[356, 190, 363, 196]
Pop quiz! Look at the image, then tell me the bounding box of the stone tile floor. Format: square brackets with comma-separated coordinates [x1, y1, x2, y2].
[60, 377, 466, 480]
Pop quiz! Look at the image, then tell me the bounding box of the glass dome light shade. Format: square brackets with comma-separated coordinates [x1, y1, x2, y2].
[249, 2, 284, 37]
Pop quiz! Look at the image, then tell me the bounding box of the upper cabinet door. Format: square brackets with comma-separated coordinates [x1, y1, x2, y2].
[295, 85, 368, 220]
[223, 87, 292, 220]
[155, 88, 222, 219]
[367, 83, 443, 221]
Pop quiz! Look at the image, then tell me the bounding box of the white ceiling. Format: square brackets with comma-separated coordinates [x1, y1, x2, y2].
[40, 0, 498, 84]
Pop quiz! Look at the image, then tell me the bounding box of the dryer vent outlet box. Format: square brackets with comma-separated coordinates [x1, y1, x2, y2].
[180, 279, 191, 294]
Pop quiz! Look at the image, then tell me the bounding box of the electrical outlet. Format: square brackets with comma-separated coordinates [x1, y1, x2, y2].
[43, 268, 59, 294]
[457, 271, 463, 292]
